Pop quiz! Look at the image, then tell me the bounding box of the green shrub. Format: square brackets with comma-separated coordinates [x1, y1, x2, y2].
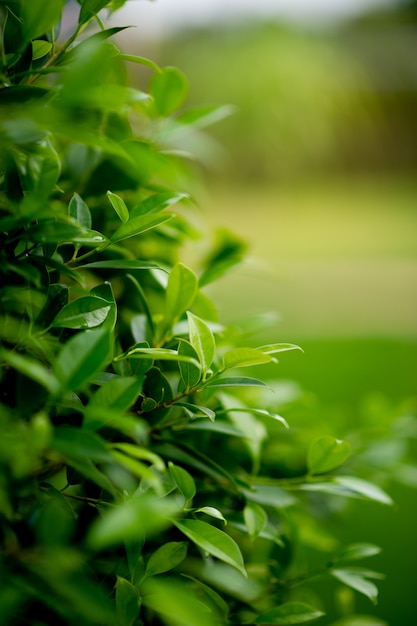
[0, 2, 393, 625]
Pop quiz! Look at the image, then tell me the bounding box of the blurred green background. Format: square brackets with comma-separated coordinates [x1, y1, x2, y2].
[121, 1, 417, 623]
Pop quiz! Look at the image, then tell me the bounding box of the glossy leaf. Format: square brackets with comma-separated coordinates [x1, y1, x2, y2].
[187, 311, 215, 374]
[115, 346, 200, 368]
[111, 212, 174, 243]
[86, 376, 144, 416]
[115, 577, 141, 626]
[337, 543, 382, 562]
[79, 0, 109, 25]
[173, 519, 246, 576]
[255, 602, 325, 624]
[32, 40, 52, 61]
[112, 444, 165, 472]
[165, 262, 198, 325]
[307, 436, 351, 475]
[52, 296, 111, 329]
[331, 568, 381, 605]
[205, 376, 267, 389]
[150, 66, 188, 116]
[169, 462, 196, 501]
[256, 343, 303, 355]
[107, 190, 129, 223]
[195, 507, 227, 524]
[175, 402, 216, 422]
[178, 340, 201, 389]
[300, 477, 393, 505]
[54, 328, 113, 391]
[145, 542, 188, 577]
[130, 191, 188, 218]
[223, 347, 273, 369]
[220, 407, 289, 429]
[77, 260, 162, 271]
[69, 193, 92, 230]
[244, 502, 268, 539]
[21, 0, 66, 45]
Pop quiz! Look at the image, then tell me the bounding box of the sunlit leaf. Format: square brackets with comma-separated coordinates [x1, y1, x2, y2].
[107, 190, 129, 223]
[223, 347, 273, 369]
[150, 66, 188, 116]
[145, 542, 188, 577]
[165, 263, 198, 326]
[331, 568, 382, 605]
[111, 212, 174, 243]
[255, 602, 325, 624]
[187, 311, 215, 374]
[307, 436, 351, 475]
[52, 296, 111, 329]
[173, 519, 246, 576]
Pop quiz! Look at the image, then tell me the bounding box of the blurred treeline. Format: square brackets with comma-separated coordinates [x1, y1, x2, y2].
[153, 0, 417, 183]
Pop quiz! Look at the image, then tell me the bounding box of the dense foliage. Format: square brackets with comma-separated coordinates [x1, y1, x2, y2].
[0, 2, 398, 625]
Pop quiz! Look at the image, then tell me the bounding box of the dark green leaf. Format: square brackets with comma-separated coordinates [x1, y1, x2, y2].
[32, 40, 52, 61]
[255, 602, 325, 624]
[69, 193, 92, 230]
[173, 519, 246, 576]
[169, 462, 196, 502]
[77, 259, 162, 271]
[175, 402, 216, 422]
[78, 0, 109, 25]
[115, 577, 141, 626]
[54, 328, 112, 391]
[52, 427, 112, 462]
[145, 542, 188, 577]
[21, 0, 66, 46]
[52, 296, 111, 329]
[178, 340, 201, 389]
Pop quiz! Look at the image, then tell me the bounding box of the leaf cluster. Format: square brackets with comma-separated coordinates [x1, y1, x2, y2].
[0, 2, 391, 625]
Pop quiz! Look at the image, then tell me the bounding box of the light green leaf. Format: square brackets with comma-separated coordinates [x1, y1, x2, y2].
[187, 311, 215, 374]
[255, 602, 325, 624]
[78, 260, 162, 271]
[307, 437, 351, 475]
[111, 213, 174, 243]
[119, 53, 161, 73]
[173, 519, 246, 576]
[177, 104, 236, 129]
[32, 40, 52, 61]
[69, 193, 92, 230]
[112, 444, 165, 472]
[107, 191, 129, 223]
[223, 347, 273, 369]
[244, 502, 268, 539]
[115, 577, 141, 626]
[165, 263, 198, 326]
[130, 191, 188, 218]
[54, 328, 112, 391]
[184, 421, 245, 436]
[78, 0, 109, 25]
[150, 66, 188, 116]
[300, 477, 393, 505]
[52, 296, 111, 329]
[114, 346, 200, 369]
[87, 494, 180, 550]
[145, 542, 188, 577]
[21, 0, 65, 45]
[175, 402, 216, 422]
[178, 340, 201, 389]
[205, 376, 267, 389]
[169, 462, 196, 501]
[220, 407, 289, 429]
[52, 427, 112, 463]
[195, 507, 227, 524]
[331, 568, 380, 605]
[86, 376, 144, 415]
[256, 343, 303, 355]
[242, 484, 296, 509]
[111, 451, 161, 488]
[337, 543, 382, 562]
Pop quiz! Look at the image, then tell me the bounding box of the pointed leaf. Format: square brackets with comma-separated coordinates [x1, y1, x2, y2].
[87, 376, 144, 414]
[244, 502, 268, 539]
[145, 542, 188, 577]
[175, 402, 216, 422]
[205, 376, 267, 389]
[187, 311, 215, 374]
[173, 519, 246, 576]
[308, 437, 351, 475]
[130, 191, 188, 218]
[69, 193, 92, 229]
[32, 40, 52, 61]
[256, 343, 303, 355]
[255, 602, 325, 624]
[111, 213, 174, 243]
[337, 543, 382, 563]
[195, 507, 227, 524]
[54, 328, 112, 391]
[178, 339, 201, 389]
[78, 260, 162, 271]
[115, 577, 141, 626]
[223, 347, 273, 369]
[78, 0, 109, 25]
[52, 296, 111, 329]
[150, 66, 188, 116]
[331, 569, 380, 605]
[165, 263, 198, 325]
[107, 191, 129, 223]
[169, 462, 196, 501]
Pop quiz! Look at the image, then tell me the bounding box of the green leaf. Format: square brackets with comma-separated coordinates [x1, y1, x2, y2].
[205, 376, 267, 389]
[21, 0, 65, 46]
[169, 462, 196, 502]
[337, 543, 382, 562]
[187, 311, 215, 374]
[145, 542, 188, 577]
[52, 296, 111, 329]
[77, 260, 162, 271]
[0, 349, 60, 395]
[244, 502, 268, 539]
[255, 602, 325, 624]
[242, 484, 296, 509]
[119, 53, 161, 73]
[112, 444, 165, 472]
[220, 407, 289, 429]
[69, 193, 92, 230]
[256, 343, 303, 355]
[115, 346, 200, 369]
[223, 347, 273, 369]
[331, 568, 381, 605]
[300, 477, 393, 505]
[177, 104, 236, 129]
[150, 66, 188, 116]
[85, 376, 144, 424]
[175, 402, 216, 422]
[107, 191, 129, 223]
[111, 212, 174, 243]
[173, 519, 246, 576]
[307, 437, 351, 475]
[115, 577, 141, 626]
[165, 263, 198, 325]
[184, 421, 245, 436]
[87, 494, 180, 550]
[195, 507, 227, 524]
[130, 191, 188, 218]
[24, 221, 84, 244]
[54, 328, 112, 391]
[178, 340, 201, 389]
[78, 0, 109, 25]
[52, 427, 112, 462]
[32, 40, 52, 61]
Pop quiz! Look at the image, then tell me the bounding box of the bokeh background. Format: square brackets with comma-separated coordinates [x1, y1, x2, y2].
[110, 0, 417, 623]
